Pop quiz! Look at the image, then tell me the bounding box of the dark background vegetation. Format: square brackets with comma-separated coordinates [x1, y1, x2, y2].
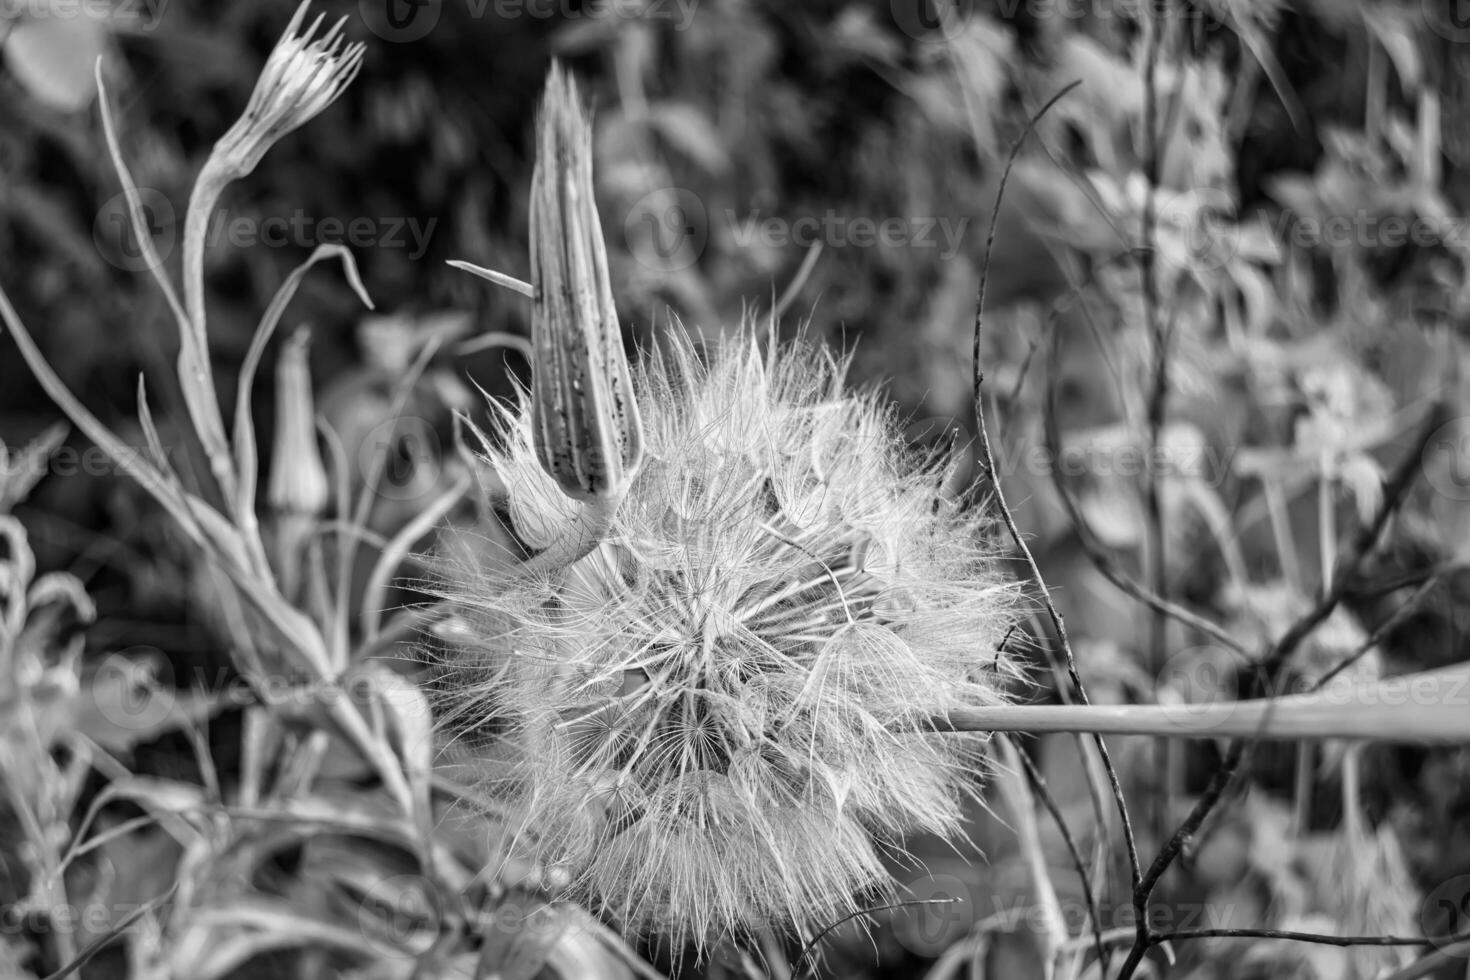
[4, 0, 1470, 977]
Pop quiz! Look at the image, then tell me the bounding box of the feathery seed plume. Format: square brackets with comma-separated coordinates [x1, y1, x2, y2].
[435, 328, 1024, 950]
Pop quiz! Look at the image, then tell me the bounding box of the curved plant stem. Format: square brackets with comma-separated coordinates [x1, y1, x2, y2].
[360, 472, 472, 641]
[971, 76, 1145, 929]
[515, 492, 623, 578]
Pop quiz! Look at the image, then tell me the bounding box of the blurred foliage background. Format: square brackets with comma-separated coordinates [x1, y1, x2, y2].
[5, 0, 1470, 977]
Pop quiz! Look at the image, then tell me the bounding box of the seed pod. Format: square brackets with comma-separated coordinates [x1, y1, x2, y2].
[528, 64, 643, 502]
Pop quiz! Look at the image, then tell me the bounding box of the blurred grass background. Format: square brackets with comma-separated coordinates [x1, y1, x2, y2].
[4, 0, 1470, 977]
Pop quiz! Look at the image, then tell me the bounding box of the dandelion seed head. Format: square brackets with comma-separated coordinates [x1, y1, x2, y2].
[435, 328, 1024, 950]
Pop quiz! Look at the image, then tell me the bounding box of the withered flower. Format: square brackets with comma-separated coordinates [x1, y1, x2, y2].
[214, 3, 366, 178]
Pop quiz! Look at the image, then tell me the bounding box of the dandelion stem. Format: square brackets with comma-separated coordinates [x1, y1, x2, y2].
[940, 670, 1470, 742]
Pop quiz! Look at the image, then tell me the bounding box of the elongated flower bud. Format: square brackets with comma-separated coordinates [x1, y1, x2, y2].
[268, 328, 328, 518]
[528, 64, 643, 502]
[176, 3, 365, 497]
[215, 3, 365, 178]
[268, 327, 326, 598]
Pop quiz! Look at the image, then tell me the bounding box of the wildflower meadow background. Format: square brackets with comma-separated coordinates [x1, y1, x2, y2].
[3, 0, 1470, 978]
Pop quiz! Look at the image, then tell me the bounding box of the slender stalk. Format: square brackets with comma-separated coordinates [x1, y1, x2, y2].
[941, 672, 1470, 742]
[1015, 746, 1108, 974]
[1138, 0, 1172, 859]
[971, 78, 1145, 928]
[994, 737, 1068, 971]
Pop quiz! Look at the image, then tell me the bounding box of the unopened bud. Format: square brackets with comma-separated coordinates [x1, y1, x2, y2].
[268, 327, 328, 518]
[527, 63, 643, 502]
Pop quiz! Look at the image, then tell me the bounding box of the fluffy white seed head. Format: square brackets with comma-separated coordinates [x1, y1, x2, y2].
[435, 327, 1024, 950]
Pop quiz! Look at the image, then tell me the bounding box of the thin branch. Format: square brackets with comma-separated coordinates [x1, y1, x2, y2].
[1113, 403, 1445, 980]
[41, 883, 180, 980]
[1135, 0, 1180, 869]
[1140, 0, 1169, 684]
[972, 79, 1144, 915]
[1016, 743, 1108, 974]
[1342, 560, 1469, 601]
[1151, 926, 1470, 949]
[1262, 401, 1446, 680]
[1313, 570, 1447, 690]
[773, 240, 825, 321]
